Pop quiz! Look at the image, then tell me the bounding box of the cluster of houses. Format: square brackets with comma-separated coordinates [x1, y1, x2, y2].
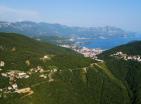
[76, 47, 103, 59]
[0, 70, 30, 95]
[48, 68, 58, 82]
[110, 51, 141, 62]
[30, 65, 57, 81]
[60, 44, 103, 59]
[39, 67, 58, 82]
[0, 65, 43, 96]
[0, 64, 60, 97]
[1, 70, 30, 80]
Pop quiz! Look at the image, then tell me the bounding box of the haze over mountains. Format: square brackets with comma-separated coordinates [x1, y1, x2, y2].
[0, 21, 128, 37]
[0, 21, 140, 49]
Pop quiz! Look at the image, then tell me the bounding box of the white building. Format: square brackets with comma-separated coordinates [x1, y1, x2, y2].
[12, 84, 18, 90]
[0, 61, 5, 67]
[39, 74, 47, 79]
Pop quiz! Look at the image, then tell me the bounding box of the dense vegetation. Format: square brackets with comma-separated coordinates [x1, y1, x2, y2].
[0, 32, 93, 71]
[99, 41, 141, 104]
[1, 32, 140, 104]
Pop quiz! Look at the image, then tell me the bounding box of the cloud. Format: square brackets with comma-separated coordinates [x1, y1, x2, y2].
[0, 5, 42, 22]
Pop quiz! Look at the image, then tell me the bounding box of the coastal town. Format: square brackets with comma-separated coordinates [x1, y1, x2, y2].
[60, 44, 103, 59]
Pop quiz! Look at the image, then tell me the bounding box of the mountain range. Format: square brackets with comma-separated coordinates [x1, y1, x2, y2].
[0, 21, 140, 49]
[0, 21, 131, 37]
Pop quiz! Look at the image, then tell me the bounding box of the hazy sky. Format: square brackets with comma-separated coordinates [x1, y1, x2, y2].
[0, 0, 141, 32]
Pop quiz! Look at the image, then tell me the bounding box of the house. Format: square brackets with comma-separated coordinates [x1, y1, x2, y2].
[82, 67, 87, 73]
[39, 74, 47, 79]
[12, 83, 18, 90]
[53, 68, 58, 72]
[15, 87, 33, 94]
[0, 68, 3, 71]
[25, 60, 30, 66]
[127, 56, 132, 60]
[1, 73, 7, 77]
[11, 47, 16, 52]
[40, 55, 51, 61]
[8, 86, 12, 91]
[95, 59, 104, 62]
[17, 72, 29, 79]
[0, 61, 5, 67]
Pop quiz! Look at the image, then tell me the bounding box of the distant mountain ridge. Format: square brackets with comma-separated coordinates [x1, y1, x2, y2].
[0, 21, 129, 38]
[1, 21, 140, 50]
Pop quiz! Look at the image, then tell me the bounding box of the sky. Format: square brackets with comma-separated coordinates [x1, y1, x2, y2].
[0, 0, 141, 32]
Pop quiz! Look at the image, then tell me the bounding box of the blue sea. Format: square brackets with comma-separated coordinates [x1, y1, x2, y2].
[78, 34, 141, 50]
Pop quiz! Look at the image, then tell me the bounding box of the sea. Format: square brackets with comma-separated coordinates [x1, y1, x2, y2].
[78, 34, 141, 50]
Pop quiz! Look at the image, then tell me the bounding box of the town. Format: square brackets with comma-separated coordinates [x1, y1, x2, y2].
[110, 51, 141, 62]
[60, 44, 103, 59]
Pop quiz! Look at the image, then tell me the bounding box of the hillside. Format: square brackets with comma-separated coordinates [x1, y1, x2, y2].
[0, 32, 131, 104]
[99, 41, 141, 104]
[0, 32, 94, 70]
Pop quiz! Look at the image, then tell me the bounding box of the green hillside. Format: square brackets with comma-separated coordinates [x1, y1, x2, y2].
[0, 32, 93, 71]
[0, 32, 131, 104]
[99, 41, 141, 104]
